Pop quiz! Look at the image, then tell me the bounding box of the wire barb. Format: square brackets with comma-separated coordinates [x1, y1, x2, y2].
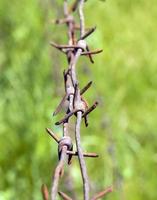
[50, 42, 84, 51]
[41, 184, 49, 200]
[68, 0, 79, 13]
[79, 26, 96, 40]
[58, 191, 73, 200]
[81, 49, 103, 56]
[66, 151, 99, 158]
[82, 101, 98, 118]
[46, 128, 60, 143]
[91, 186, 113, 200]
[80, 81, 92, 95]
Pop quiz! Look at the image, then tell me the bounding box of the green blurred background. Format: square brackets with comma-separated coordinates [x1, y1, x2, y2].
[0, 0, 157, 199]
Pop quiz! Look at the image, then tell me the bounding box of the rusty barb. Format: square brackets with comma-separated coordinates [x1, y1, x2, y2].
[42, 0, 113, 200]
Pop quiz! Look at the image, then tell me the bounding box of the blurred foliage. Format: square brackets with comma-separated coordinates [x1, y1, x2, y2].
[0, 0, 157, 199]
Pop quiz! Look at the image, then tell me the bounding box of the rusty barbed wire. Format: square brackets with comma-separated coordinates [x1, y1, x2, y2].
[42, 0, 113, 200]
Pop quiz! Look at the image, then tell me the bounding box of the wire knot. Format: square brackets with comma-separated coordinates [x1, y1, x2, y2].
[77, 39, 87, 50]
[58, 136, 73, 164]
[66, 15, 74, 23]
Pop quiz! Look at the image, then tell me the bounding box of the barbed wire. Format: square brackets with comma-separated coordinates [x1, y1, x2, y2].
[42, 0, 113, 199]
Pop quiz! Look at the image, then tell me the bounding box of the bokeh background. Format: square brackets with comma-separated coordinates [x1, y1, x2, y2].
[0, 0, 157, 199]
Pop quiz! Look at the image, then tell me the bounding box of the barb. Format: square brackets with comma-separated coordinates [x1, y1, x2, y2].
[50, 42, 84, 51]
[80, 81, 92, 95]
[68, 0, 79, 13]
[53, 17, 71, 25]
[55, 109, 80, 125]
[46, 128, 60, 143]
[86, 45, 94, 63]
[91, 186, 113, 200]
[58, 191, 73, 200]
[41, 184, 49, 200]
[79, 26, 96, 40]
[82, 101, 98, 118]
[66, 150, 99, 158]
[81, 49, 103, 56]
